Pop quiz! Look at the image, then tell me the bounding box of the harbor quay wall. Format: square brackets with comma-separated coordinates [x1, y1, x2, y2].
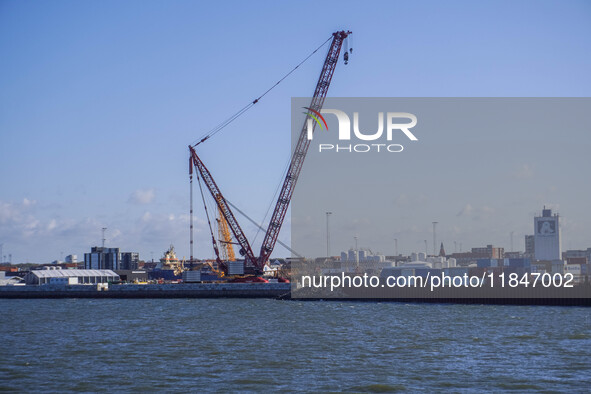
[0, 283, 292, 299]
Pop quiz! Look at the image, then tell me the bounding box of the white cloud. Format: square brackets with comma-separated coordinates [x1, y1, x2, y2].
[456, 204, 495, 220]
[481, 205, 495, 214]
[456, 204, 474, 217]
[128, 189, 155, 204]
[47, 219, 57, 231]
[514, 164, 534, 179]
[22, 198, 36, 207]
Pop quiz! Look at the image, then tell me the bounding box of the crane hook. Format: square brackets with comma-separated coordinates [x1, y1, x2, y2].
[344, 51, 349, 65]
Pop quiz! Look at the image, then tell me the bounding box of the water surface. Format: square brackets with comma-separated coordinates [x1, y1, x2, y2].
[1, 299, 589, 392]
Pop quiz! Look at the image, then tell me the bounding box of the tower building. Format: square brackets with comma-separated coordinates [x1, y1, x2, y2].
[534, 207, 561, 261]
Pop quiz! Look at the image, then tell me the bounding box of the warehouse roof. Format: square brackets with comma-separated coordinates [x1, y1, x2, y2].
[29, 269, 119, 278]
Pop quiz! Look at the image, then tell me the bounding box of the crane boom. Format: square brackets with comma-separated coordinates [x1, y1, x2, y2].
[189, 146, 257, 269]
[257, 30, 351, 266]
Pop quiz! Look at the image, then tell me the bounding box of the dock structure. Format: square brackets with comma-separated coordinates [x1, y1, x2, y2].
[0, 282, 291, 299]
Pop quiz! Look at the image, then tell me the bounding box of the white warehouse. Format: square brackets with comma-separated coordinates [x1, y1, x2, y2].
[25, 267, 119, 285]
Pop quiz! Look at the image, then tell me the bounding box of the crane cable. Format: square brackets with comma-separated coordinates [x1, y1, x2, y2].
[191, 35, 333, 147]
[226, 198, 303, 258]
[252, 153, 292, 245]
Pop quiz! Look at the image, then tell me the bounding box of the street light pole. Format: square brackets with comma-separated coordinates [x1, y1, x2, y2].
[101, 227, 107, 249]
[326, 212, 332, 258]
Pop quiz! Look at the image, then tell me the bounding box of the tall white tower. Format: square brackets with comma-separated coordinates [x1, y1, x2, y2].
[534, 207, 561, 261]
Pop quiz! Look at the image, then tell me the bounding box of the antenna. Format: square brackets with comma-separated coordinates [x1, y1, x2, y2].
[432, 222, 438, 256]
[102, 227, 107, 248]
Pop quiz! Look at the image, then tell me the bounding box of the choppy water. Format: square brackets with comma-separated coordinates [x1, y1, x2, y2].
[1, 299, 590, 392]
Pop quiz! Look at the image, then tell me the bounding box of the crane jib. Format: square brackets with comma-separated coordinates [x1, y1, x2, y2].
[257, 30, 351, 267]
[189, 146, 257, 269]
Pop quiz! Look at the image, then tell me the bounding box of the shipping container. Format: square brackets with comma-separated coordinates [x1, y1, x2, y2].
[228, 261, 245, 276]
[503, 266, 527, 276]
[182, 271, 201, 283]
[477, 259, 495, 268]
[445, 267, 469, 277]
[507, 258, 531, 268]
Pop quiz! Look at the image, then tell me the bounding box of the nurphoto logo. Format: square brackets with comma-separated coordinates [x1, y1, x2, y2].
[304, 107, 418, 153]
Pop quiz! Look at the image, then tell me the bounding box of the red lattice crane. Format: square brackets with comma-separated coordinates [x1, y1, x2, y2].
[190, 30, 351, 275]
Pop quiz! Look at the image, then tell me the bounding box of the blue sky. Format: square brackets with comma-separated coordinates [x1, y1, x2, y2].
[1, 0, 590, 263]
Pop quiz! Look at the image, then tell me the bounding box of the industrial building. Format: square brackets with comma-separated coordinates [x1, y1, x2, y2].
[25, 267, 119, 285]
[115, 269, 148, 283]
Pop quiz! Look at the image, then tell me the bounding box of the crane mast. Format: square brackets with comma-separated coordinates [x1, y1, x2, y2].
[257, 30, 351, 267]
[216, 198, 236, 262]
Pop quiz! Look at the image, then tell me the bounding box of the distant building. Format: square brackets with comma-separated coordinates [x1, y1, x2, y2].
[562, 248, 591, 264]
[504, 251, 523, 259]
[534, 207, 561, 261]
[341, 249, 385, 263]
[84, 247, 120, 270]
[120, 252, 139, 270]
[347, 249, 358, 263]
[471, 245, 504, 259]
[524, 235, 535, 258]
[450, 245, 504, 266]
[65, 254, 78, 263]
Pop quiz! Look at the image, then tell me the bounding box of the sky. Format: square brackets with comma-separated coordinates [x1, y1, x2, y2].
[291, 97, 591, 258]
[0, 0, 590, 263]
